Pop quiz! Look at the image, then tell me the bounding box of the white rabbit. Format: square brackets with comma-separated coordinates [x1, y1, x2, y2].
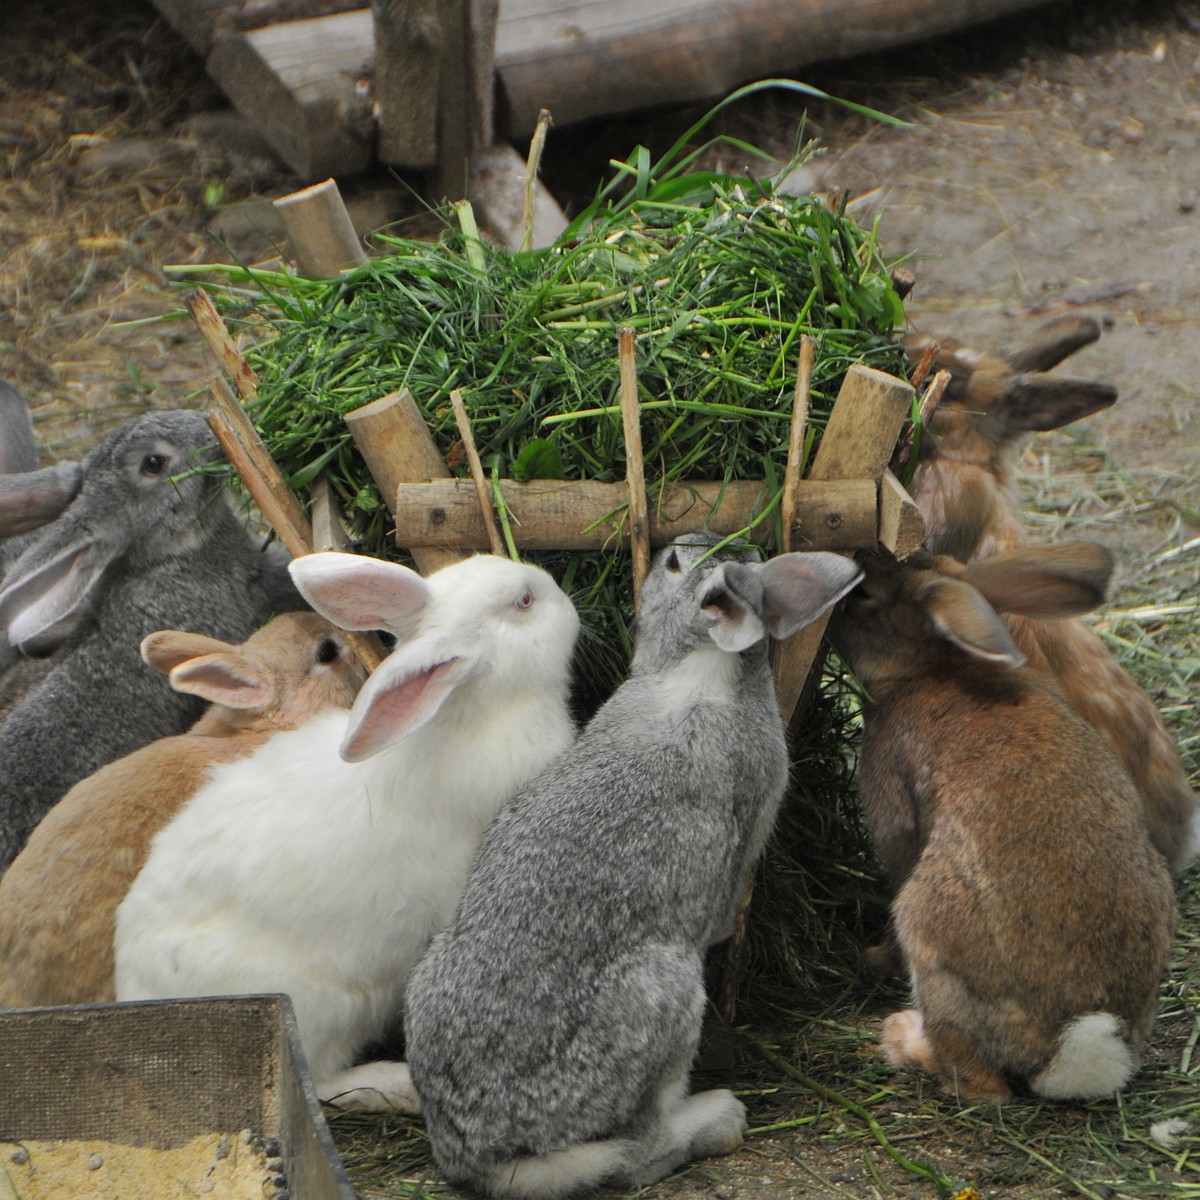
[114, 551, 580, 1113]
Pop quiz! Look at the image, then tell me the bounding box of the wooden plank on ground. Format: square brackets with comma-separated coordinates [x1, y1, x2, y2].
[150, 0, 369, 56]
[207, 10, 375, 179]
[494, 0, 1051, 135]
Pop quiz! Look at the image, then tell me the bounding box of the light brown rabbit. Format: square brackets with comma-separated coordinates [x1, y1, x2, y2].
[0, 610, 367, 1008]
[832, 543, 1176, 1103]
[904, 314, 1199, 873]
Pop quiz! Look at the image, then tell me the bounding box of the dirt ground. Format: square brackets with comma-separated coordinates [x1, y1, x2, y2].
[1, 0, 1198, 1198]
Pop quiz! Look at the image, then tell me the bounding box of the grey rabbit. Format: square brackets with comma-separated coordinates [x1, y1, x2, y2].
[406, 532, 862, 1199]
[0, 407, 299, 870]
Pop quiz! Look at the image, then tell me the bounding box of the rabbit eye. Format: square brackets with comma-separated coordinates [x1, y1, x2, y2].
[665, 549, 681, 572]
[514, 589, 534, 612]
[315, 638, 340, 664]
[140, 453, 169, 477]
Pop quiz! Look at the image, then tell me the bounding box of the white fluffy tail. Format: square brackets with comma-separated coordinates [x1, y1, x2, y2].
[1032, 1012, 1136, 1100]
[486, 1140, 635, 1200]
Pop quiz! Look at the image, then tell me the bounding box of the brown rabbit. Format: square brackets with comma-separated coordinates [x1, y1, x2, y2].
[0, 610, 367, 1008]
[831, 543, 1176, 1103]
[904, 314, 1199, 873]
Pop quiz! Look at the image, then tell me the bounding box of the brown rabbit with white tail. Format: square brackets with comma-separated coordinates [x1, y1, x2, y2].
[831, 543, 1176, 1103]
[904, 314, 1199, 873]
[0, 610, 366, 1008]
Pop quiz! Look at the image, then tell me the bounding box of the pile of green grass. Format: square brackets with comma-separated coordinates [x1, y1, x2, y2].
[188, 123, 907, 699]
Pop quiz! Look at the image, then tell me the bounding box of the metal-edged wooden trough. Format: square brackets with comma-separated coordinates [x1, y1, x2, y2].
[0, 995, 356, 1200]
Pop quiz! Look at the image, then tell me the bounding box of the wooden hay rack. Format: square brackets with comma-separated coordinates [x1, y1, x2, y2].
[186, 181, 934, 1016]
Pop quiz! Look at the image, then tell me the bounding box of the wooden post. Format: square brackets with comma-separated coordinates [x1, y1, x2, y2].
[718, 364, 914, 1022]
[434, 0, 498, 200]
[373, 0, 442, 168]
[273, 178, 368, 277]
[618, 327, 651, 604]
[345, 390, 466, 575]
[771, 365, 915, 726]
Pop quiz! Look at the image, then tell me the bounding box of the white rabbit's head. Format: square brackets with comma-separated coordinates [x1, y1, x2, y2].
[289, 552, 579, 762]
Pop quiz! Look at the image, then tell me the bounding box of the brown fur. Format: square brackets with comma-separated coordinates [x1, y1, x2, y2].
[906, 315, 1198, 872]
[833, 547, 1176, 1102]
[0, 610, 366, 1007]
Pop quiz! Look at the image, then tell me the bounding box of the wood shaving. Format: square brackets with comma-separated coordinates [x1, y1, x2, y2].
[1, 1131, 283, 1200]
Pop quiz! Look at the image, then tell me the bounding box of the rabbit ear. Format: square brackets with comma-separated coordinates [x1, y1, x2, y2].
[921, 576, 1025, 666]
[962, 542, 1112, 619]
[758, 552, 864, 640]
[0, 381, 38, 475]
[340, 645, 483, 762]
[289, 552, 430, 635]
[698, 563, 768, 653]
[168, 652, 275, 711]
[141, 629, 239, 674]
[0, 462, 83, 537]
[995, 375, 1118, 434]
[1001, 314, 1102, 373]
[0, 539, 107, 646]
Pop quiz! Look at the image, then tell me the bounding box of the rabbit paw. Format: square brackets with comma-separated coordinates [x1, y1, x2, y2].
[879, 1009, 938, 1073]
[681, 1089, 747, 1160]
[318, 1060, 422, 1113]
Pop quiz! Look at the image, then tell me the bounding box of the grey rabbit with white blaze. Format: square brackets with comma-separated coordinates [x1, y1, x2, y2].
[405, 533, 862, 1200]
[0, 407, 299, 870]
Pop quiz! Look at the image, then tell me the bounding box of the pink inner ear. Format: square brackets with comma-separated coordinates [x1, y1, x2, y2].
[342, 657, 461, 762]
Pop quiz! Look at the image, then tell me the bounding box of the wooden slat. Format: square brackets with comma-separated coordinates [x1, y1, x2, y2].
[389, 477, 878, 551]
[206, 11, 374, 179]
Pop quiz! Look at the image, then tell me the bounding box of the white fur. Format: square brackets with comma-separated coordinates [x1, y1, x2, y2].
[320, 1060, 421, 1114]
[1032, 1012, 1136, 1100]
[486, 1141, 638, 1200]
[656, 646, 739, 715]
[114, 556, 578, 1105]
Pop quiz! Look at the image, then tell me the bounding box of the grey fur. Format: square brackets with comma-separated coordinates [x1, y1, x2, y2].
[406, 533, 862, 1200]
[0, 409, 298, 871]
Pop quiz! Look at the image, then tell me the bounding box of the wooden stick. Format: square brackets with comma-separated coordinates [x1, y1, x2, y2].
[273, 178, 368, 277]
[878, 468, 925, 559]
[907, 338, 939, 391]
[449, 389, 504, 556]
[780, 335, 814, 553]
[344, 389, 466, 575]
[390, 476, 877, 551]
[618, 327, 651, 605]
[187, 290, 259, 405]
[207, 394, 387, 674]
[309, 474, 355, 553]
[207, 378, 311, 552]
[521, 108, 553, 253]
[891, 367, 951, 480]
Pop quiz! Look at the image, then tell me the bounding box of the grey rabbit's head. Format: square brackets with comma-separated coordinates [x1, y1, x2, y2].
[0, 411, 229, 650]
[632, 531, 863, 674]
